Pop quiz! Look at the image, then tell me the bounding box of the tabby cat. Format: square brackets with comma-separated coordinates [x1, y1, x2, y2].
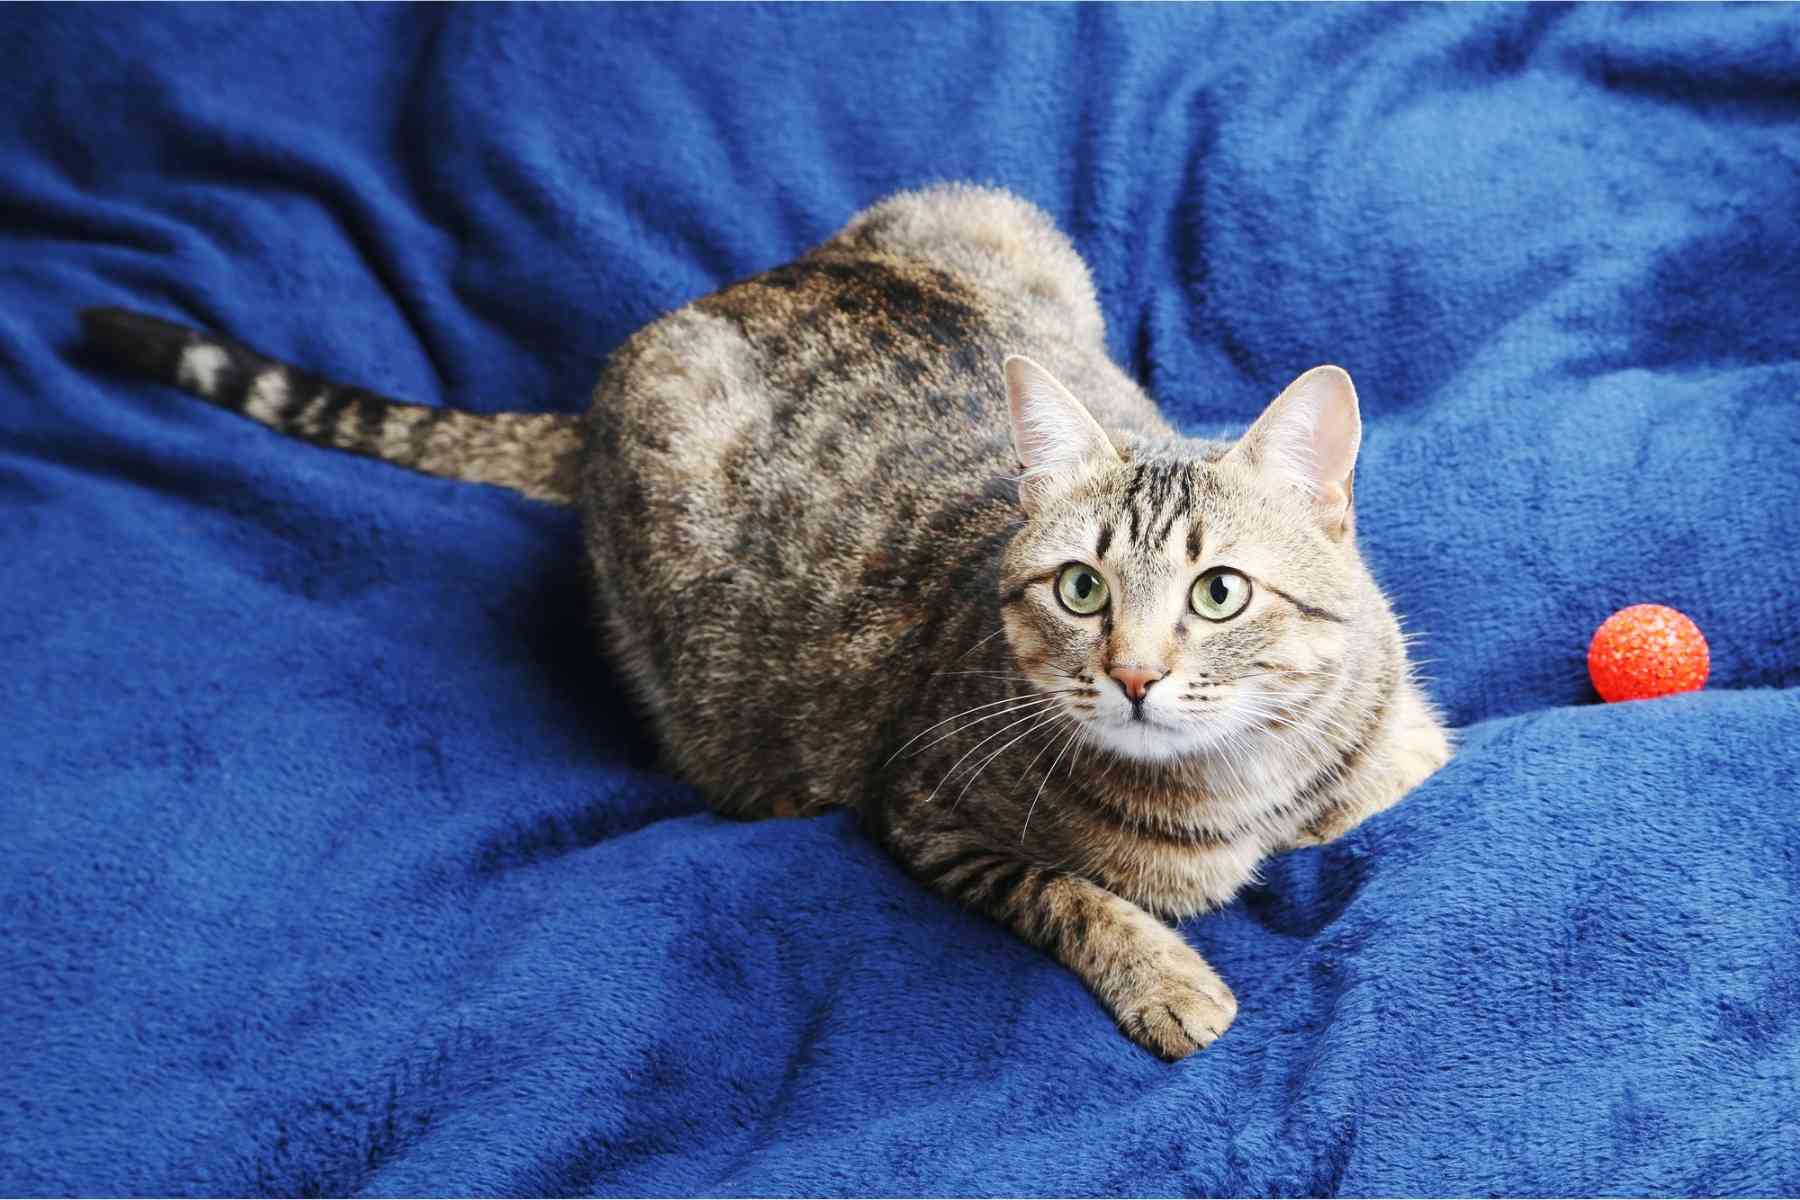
[82, 185, 1451, 1059]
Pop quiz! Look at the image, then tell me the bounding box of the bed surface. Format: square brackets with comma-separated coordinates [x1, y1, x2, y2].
[3, 5, 1798, 1194]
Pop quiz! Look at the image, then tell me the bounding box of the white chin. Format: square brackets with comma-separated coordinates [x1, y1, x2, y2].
[1085, 710, 1250, 763]
[1086, 717, 1191, 763]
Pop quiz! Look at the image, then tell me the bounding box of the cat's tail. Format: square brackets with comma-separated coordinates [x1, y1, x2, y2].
[79, 307, 582, 505]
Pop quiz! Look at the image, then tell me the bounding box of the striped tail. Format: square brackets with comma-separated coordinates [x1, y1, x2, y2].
[80, 307, 583, 505]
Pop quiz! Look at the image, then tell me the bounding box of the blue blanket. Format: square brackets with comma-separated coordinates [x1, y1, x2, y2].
[4, 4, 1798, 1194]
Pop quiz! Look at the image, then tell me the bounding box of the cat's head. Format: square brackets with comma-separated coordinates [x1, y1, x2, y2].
[998, 355, 1366, 764]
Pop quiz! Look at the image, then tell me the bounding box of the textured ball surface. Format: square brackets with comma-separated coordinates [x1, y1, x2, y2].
[1588, 605, 1710, 703]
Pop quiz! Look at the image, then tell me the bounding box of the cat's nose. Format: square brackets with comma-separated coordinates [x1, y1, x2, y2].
[1108, 664, 1166, 703]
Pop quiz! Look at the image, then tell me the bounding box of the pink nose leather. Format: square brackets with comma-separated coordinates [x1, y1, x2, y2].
[1108, 665, 1165, 702]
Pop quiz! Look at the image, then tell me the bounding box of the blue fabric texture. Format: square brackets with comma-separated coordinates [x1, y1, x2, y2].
[4, 4, 1799, 1195]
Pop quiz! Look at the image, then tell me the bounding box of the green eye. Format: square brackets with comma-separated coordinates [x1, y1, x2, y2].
[1191, 568, 1252, 621]
[1055, 563, 1109, 616]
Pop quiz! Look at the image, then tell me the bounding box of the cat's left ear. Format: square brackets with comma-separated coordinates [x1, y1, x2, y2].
[1225, 365, 1361, 541]
[1003, 355, 1121, 513]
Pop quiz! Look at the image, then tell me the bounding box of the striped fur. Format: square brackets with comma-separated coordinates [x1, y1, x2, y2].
[82, 186, 1451, 1060]
[81, 308, 582, 504]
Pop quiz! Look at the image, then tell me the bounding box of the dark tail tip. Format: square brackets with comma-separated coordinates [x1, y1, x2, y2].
[80, 306, 203, 383]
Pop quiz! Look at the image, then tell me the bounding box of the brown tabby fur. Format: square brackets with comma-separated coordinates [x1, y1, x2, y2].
[83, 184, 1451, 1059]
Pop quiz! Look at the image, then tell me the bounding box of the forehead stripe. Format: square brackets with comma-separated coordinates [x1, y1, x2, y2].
[1155, 508, 1182, 548]
[1138, 465, 1165, 536]
[1121, 461, 1151, 508]
[1151, 462, 1177, 516]
[1144, 462, 1185, 546]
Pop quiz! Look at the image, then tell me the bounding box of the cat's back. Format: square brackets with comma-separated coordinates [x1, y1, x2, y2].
[580, 186, 1165, 815]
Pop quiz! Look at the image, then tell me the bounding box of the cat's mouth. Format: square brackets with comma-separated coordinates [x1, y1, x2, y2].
[1116, 708, 1176, 732]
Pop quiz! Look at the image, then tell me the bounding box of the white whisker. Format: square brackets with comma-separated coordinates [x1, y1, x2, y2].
[927, 705, 1068, 804]
[953, 627, 1008, 663]
[1023, 723, 1083, 841]
[884, 692, 1067, 766]
[1015, 712, 1075, 786]
[954, 711, 1068, 812]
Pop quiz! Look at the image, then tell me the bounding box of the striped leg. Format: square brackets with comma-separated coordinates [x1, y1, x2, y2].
[1291, 686, 1452, 848]
[914, 843, 1238, 1059]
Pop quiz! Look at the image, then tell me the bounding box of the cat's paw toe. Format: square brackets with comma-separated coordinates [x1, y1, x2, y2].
[1121, 973, 1238, 1060]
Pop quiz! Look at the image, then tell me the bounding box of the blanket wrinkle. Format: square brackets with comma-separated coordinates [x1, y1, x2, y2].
[3, 4, 1799, 1196]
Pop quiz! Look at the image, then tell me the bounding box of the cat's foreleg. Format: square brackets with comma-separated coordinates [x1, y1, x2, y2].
[1289, 792, 1389, 847]
[909, 841, 1238, 1059]
[1289, 690, 1452, 847]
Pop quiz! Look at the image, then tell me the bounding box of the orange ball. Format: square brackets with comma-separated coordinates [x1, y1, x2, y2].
[1587, 604, 1709, 703]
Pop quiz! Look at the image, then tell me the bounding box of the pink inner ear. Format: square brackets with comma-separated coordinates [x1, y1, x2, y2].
[1003, 355, 1118, 507]
[1261, 367, 1360, 494]
[1302, 372, 1361, 487]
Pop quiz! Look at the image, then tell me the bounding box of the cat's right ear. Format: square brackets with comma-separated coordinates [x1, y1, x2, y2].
[1003, 355, 1120, 513]
[1223, 365, 1361, 540]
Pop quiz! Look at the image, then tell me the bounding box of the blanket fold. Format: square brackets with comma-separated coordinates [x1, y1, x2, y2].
[3, 4, 1797, 1194]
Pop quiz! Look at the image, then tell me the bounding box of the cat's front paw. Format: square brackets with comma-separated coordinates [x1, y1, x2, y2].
[1117, 960, 1239, 1060]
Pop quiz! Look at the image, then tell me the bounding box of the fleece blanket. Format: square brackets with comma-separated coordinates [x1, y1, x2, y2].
[4, 4, 1799, 1195]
